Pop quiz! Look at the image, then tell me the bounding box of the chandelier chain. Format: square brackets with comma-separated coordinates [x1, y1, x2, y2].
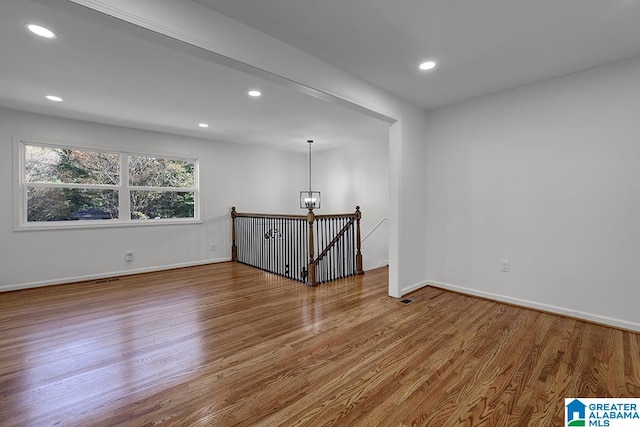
[308, 140, 313, 192]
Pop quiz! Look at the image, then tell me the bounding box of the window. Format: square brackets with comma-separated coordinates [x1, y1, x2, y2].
[15, 139, 199, 229]
[128, 155, 196, 220]
[24, 144, 120, 222]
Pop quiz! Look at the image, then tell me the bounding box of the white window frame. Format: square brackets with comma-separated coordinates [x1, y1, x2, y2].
[13, 137, 201, 231]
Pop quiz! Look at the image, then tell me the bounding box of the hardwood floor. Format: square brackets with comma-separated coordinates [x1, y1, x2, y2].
[0, 263, 639, 426]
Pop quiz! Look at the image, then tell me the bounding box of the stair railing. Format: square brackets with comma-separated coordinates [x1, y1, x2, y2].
[231, 206, 363, 285]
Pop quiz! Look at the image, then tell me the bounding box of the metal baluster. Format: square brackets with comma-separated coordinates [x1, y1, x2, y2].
[251, 218, 264, 268]
[320, 218, 325, 283]
[238, 217, 242, 263]
[351, 219, 355, 274]
[320, 221, 324, 283]
[316, 218, 320, 283]
[325, 218, 329, 282]
[252, 217, 256, 268]
[270, 217, 274, 273]
[285, 219, 293, 278]
[278, 217, 282, 276]
[324, 218, 328, 282]
[274, 216, 279, 274]
[293, 218, 297, 280]
[243, 217, 247, 264]
[336, 218, 340, 279]
[248, 217, 252, 267]
[269, 217, 273, 273]
[289, 218, 294, 279]
[330, 218, 335, 282]
[263, 217, 267, 271]
[236, 217, 240, 263]
[284, 217, 288, 278]
[241, 218, 246, 264]
[299, 217, 304, 282]
[328, 218, 332, 282]
[340, 219, 345, 278]
[350, 218, 354, 275]
[339, 218, 342, 280]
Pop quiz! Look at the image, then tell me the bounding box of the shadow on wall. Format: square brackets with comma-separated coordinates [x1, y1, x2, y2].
[362, 217, 389, 270]
[202, 212, 232, 259]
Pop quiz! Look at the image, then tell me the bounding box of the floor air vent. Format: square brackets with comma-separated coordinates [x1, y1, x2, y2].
[94, 278, 121, 284]
[400, 298, 417, 305]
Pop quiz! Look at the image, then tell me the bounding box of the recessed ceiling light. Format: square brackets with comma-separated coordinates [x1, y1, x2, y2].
[45, 95, 63, 102]
[419, 61, 436, 71]
[27, 24, 57, 39]
[248, 90, 262, 97]
[198, 123, 209, 128]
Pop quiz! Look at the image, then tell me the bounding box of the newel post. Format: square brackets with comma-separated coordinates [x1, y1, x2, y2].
[231, 207, 238, 262]
[355, 206, 364, 275]
[307, 209, 317, 285]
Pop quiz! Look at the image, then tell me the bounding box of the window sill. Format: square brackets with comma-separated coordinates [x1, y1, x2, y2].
[14, 218, 203, 232]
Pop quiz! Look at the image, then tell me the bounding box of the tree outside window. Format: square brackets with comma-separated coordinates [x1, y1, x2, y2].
[20, 142, 198, 227]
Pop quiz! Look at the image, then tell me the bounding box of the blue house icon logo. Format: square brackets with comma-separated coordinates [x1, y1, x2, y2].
[566, 399, 586, 426]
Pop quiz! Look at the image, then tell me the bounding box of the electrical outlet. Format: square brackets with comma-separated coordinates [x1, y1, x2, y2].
[125, 251, 134, 262]
[500, 259, 510, 272]
[210, 243, 217, 251]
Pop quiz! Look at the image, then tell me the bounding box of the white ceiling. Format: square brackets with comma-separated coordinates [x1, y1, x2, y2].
[0, 0, 388, 153]
[5, 1, 640, 154]
[196, 0, 640, 111]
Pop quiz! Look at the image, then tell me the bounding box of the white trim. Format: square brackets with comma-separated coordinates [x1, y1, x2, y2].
[119, 152, 128, 221]
[59, 0, 398, 124]
[389, 279, 429, 298]
[25, 182, 119, 190]
[129, 185, 197, 192]
[14, 217, 203, 232]
[12, 136, 23, 230]
[399, 280, 430, 297]
[14, 136, 200, 230]
[426, 280, 640, 333]
[0, 258, 232, 293]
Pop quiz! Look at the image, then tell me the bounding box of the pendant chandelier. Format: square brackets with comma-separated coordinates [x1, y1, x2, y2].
[300, 139, 321, 210]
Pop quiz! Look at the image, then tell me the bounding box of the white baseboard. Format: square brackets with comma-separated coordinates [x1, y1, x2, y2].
[399, 279, 640, 332]
[424, 280, 640, 333]
[399, 280, 429, 296]
[0, 257, 232, 293]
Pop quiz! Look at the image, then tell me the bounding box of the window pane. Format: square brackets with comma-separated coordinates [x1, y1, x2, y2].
[130, 190, 194, 220]
[27, 187, 119, 222]
[25, 145, 119, 185]
[128, 156, 195, 188]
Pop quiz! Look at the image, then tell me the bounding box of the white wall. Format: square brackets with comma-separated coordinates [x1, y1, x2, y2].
[315, 137, 390, 271]
[41, 0, 639, 330]
[391, 108, 430, 296]
[0, 108, 305, 290]
[65, 0, 430, 298]
[425, 57, 640, 330]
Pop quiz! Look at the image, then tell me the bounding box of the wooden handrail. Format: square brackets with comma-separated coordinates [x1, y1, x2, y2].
[315, 218, 355, 262]
[232, 211, 308, 220]
[314, 213, 359, 219]
[232, 211, 357, 220]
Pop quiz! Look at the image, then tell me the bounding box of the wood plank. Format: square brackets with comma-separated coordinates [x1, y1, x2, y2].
[0, 262, 638, 426]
